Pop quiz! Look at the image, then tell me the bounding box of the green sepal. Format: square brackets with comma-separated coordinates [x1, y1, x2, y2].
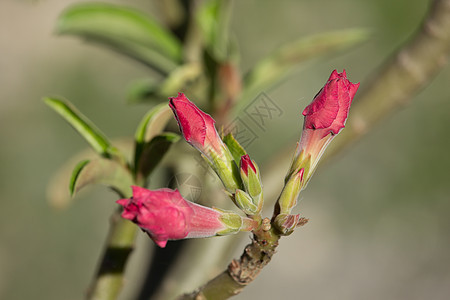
[278, 168, 304, 215]
[223, 133, 247, 163]
[273, 214, 300, 236]
[244, 165, 262, 198]
[215, 208, 243, 235]
[234, 189, 258, 216]
[286, 150, 311, 184]
[203, 147, 242, 193]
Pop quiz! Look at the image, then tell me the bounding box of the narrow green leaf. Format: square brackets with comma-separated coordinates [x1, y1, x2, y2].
[71, 158, 134, 198]
[223, 133, 247, 163]
[69, 159, 90, 195]
[56, 3, 182, 73]
[127, 63, 202, 103]
[46, 139, 134, 209]
[236, 28, 369, 113]
[127, 78, 161, 104]
[158, 63, 203, 96]
[197, 0, 233, 61]
[44, 97, 114, 158]
[135, 103, 173, 144]
[137, 133, 180, 178]
[134, 104, 174, 174]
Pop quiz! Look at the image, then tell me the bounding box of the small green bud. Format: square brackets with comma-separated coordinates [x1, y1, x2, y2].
[239, 154, 264, 214]
[235, 189, 258, 215]
[273, 214, 301, 236]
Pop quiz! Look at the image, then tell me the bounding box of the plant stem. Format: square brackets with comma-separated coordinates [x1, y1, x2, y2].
[86, 209, 138, 300]
[178, 226, 280, 300]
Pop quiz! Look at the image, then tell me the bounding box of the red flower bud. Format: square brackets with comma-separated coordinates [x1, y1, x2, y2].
[117, 186, 228, 248]
[240, 154, 257, 176]
[287, 70, 359, 185]
[169, 93, 242, 192]
[302, 69, 359, 136]
[169, 92, 223, 155]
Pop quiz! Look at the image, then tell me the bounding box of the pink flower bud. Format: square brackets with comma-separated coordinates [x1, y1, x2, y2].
[169, 92, 224, 155]
[302, 69, 359, 137]
[288, 70, 359, 185]
[240, 154, 256, 176]
[117, 186, 229, 248]
[169, 93, 242, 192]
[239, 154, 263, 200]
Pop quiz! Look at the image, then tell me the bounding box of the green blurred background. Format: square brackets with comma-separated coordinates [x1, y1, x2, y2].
[1, 0, 449, 299]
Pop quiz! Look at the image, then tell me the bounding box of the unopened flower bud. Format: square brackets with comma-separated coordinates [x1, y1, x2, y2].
[169, 93, 241, 192]
[287, 70, 359, 185]
[117, 186, 249, 247]
[234, 189, 258, 216]
[273, 213, 301, 236]
[239, 154, 263, 214]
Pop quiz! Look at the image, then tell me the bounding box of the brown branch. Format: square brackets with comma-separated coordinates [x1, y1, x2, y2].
[178, 225, 280, 300]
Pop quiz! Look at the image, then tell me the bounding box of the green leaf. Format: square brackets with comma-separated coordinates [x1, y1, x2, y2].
[223, 133, 247, 163]
[70, 157, 134, 199]
[56, 3, 182, 74]
[236, 28, 369, 113]
[197, 0, 233, 62]
[134, 104, 173, 171]
[46, 140, 134, 209]
[127, 63, 202, 103]
[137, 133, 180, 178]
[44, 97, 118, 159]
[127, 78, 161, 104]
[69, 159, 90, 195]
[135, 103, 173, 144]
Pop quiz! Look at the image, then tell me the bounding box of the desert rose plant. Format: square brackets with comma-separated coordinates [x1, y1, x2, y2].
[45, 2, 373, 298]
[111, 70, 359, 298]
[45, 0, 450, 298]
[46, 65, 359, 298]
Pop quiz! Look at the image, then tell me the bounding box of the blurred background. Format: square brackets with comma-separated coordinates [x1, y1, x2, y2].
[1, 0, 449, 299]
